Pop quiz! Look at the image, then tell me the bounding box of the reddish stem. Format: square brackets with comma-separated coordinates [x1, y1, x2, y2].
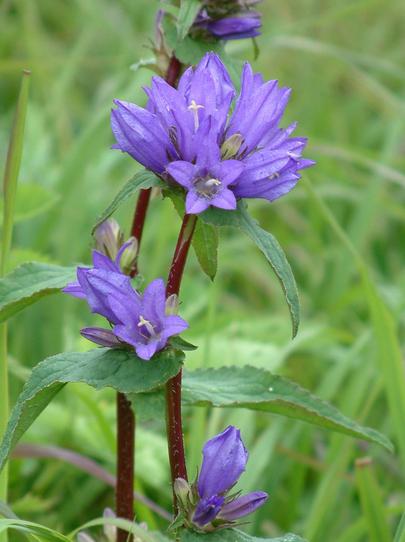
[116, 393, 135, 542]
[115, 54, 183, 538]
[165, 214, 197, 511]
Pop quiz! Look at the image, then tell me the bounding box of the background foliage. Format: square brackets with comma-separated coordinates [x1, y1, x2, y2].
[1, 0, 404, 540]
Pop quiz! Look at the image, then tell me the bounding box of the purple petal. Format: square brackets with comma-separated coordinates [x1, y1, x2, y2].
[141, 278, 166, 324]
[210, 160, 244, 186]
[135, 340, 159, 361]
[79, 268, 136, 323]
[111, 100, 171, 173]
[206, 15, 261, 40]
[192, 495, 225, 527]
[63, 281, 86, 299]
[211, 188, 237, 211]
[92, 250, 120, 273]
[218, 491, 268, 521]
[185, 191, 210, 214]
[162, 315, 189, 339]
[198, 426, 248, 499]
[166, 161, 199, 189]
[80, 327, 123, 348]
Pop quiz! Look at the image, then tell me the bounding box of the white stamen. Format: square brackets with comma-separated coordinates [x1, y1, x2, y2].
[205, 178, 221, 187]
[287, 151, 299, 159]
[269, 172, 280, 181]
[188, 99, 204, 131]
[137, 315, 157, 338]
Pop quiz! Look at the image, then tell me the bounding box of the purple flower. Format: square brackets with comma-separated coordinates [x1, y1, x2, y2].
[193, 1, 262, 41]
[196, 12, 261, 41]
[111, 53, 314, 215]
[175, 426, 268, 531]
[64, 261, 188, 361]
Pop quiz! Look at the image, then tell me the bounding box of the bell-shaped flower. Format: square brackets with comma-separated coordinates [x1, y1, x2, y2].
[174, 426, 268, 532]
[111, 52, 314, 215]
[63, 239, 188, 360]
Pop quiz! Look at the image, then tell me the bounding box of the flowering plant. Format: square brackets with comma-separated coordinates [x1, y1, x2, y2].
[0, 2, 394, 542]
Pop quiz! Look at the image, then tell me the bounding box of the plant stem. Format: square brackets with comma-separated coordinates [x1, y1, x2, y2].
[0, 70, 30, 542]
[115, 55, 182, 539]
[114, 56, 184, 535]
[165, 214, 197, 512]
[116, 393, 135, 542]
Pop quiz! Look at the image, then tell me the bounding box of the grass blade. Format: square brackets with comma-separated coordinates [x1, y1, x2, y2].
[0, 70, 30, 542]
[355, 457, 392, 542]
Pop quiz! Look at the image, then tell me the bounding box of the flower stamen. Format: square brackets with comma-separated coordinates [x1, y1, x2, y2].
[188, 99, 205, 131]
[137, 315, 157, 338]
[194, 177, 222, 199]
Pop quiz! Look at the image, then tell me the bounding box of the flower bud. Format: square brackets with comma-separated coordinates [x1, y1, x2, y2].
[93, 218, 124, 260]
[103, 508, 116, 542]
[221, 133, 244, 160]
[174, 477, 193, 511]
[119, 236, 138, 275]
[165, 294, 179, 315]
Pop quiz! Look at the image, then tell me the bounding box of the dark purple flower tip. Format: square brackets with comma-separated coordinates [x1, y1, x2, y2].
[218, 491, 268, 521]
[207, 15, 261, 40]
[198, 426, 248, 499]
[192, 495, 225, 527]
[80, 327, 123, 348]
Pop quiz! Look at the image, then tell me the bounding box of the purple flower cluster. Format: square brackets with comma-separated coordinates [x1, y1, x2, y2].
[194, 0, 262, 41]
[63, 226, 188, 360]
[175, 426, 267, 531]
[111, 53, 314, 215]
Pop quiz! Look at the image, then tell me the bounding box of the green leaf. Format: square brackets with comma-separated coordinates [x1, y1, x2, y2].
[5, 249, 54, 274]
[170, 336, 198, 351]
[201, 204, 300, 337]
[72, 516, 166, 542]
[92, 169, 164, 233]
[0, 519, 70, 541]
[175, 35, 224, 65]
[177, 0, 202, 40]
[0, 501, 18, 520]
[192, 219, 218, 280]
[180, 528, 307, 542]
[0, 347, 183, 473]
[355, 458, 392, 542]
[163, 15, 223, 65]
[163, 188, 218, 280]
[0, 262, 76, 324]
[0, 182, 59, 224]
[1, 70, 30, 276]
[394, 512, 405, 542]
[181, 367, 393, 451]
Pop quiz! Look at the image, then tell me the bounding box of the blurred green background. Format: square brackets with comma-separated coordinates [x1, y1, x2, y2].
[1, 0, 405, 540]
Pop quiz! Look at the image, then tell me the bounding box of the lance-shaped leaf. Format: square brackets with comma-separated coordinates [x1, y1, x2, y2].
[164, 188, 218, 280]
[130, 366, 392, 451]
[181, 367, 393, 451]
[0, 262, 77, 323]
[180, 529, 307, 542]
[92, 169, 165, 233]
[177, 0, 202, 40]
[0, 348, 183, 473]
[201, 204, 300, 337]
